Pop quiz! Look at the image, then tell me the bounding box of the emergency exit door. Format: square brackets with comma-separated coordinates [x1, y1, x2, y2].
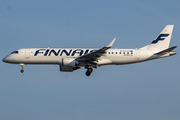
[135, 49, 140, 59]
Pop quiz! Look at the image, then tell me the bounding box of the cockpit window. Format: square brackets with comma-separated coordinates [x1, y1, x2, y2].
[11, 51, 19, 54]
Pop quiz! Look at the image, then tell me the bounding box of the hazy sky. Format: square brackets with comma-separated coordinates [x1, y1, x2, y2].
[0, 0, 180, 120]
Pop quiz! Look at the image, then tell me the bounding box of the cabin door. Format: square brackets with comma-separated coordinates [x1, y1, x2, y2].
[25, 49, 30, 59]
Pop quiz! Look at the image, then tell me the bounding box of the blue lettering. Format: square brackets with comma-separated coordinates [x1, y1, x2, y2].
[44, 49, 50, 56]
[34, 49, 97, 57]
[90, 50, 96, 53]
[152, 34, 169, 44]
[60, 49, 72, 56]
[84, 49, 89, 55]
[71, 49, 84, 56]
[34, 49, 46, 56]
[48, 49, 61, 56]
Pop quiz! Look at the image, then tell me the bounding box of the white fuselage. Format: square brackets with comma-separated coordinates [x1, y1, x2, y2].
[3, 48, 170, 66]
[2, 25, 177, 76]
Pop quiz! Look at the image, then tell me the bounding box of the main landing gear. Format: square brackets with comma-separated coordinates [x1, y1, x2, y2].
[86, 67, 93, 76]
[19, 63, 24, 73]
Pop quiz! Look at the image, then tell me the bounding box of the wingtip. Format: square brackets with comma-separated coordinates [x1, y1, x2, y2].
[107, 38, 116, 47]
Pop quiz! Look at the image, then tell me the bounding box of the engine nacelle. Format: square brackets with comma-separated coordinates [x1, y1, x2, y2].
[60, 66, 74, 72]
[60, 65, 80, 72]
[62, 58, 79, 67]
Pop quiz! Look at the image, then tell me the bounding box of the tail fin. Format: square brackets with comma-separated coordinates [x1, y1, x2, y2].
[147, 25, 174, 51]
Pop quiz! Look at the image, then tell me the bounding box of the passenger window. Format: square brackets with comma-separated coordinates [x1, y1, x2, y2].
[108, 52, 110, 54]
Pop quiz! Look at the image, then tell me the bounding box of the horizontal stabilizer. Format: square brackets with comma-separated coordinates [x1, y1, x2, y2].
[154, 46, 177, 55]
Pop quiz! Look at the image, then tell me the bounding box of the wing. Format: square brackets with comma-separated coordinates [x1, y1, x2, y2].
[76, 38, 116, 61]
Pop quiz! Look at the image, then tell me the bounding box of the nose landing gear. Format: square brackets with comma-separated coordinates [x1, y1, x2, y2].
[20, 69, 24, 73]
[86, 67, 93, 76]
[19, 63, 24, 73]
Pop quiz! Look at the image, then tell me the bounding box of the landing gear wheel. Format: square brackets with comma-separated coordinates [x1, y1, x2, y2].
[20, 69, 24, 73]
[86, 71, 91, 76]
[19, 63, 24, 73]
[85, 68, 93, 76]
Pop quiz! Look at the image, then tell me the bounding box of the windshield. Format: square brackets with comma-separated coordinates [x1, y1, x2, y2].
[11, 51, 19, 54]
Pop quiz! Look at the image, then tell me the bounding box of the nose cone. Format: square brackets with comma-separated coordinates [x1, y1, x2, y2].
[2, 56, 9, 63]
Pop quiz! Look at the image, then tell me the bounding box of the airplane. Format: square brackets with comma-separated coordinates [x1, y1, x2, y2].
[2, 25, 177, 76]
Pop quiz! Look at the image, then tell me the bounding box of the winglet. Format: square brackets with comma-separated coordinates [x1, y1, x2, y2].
[107, 38, 116, 48]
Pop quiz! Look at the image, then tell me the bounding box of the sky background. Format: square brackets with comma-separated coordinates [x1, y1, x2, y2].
[0, 0, 180, 120]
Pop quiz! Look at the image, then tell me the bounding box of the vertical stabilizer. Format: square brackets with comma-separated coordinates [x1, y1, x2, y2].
[147, 25, 174, 51]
